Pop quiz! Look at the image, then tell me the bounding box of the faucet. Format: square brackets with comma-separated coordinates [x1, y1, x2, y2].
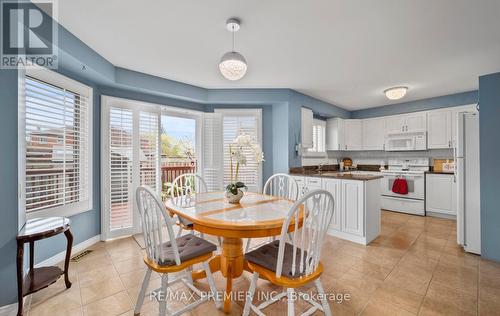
[317, 161, 326, 173]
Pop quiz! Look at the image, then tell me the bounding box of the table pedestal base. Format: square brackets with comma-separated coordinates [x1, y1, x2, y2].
[192, 237, 252, 313]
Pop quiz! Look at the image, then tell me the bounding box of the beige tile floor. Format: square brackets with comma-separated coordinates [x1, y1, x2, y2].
[24, 211, 500, 316]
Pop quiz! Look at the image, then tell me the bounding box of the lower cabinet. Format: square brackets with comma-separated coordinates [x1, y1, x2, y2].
[426, 173, 456, 217]
[322, 178, 381, 245]
[291, 175, 381, 245]
[292, 175, 321, 198]
[322, 178, 342, 231]
[341, 180, 364, 237]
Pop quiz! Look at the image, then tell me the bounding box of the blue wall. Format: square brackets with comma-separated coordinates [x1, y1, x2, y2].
[351, 91, 478, 119]
[479, 72, 500, 262]
[0, 69, 20, 305]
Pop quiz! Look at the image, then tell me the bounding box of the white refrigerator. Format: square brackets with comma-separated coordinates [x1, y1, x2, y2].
[455, 111, 481, 254]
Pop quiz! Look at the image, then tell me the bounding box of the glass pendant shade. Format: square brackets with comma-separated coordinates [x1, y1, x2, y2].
[219, 51, 247, 81]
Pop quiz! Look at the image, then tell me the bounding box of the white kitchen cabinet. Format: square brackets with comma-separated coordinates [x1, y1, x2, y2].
[326, 118, 345, 151]
[362, 117, 386, 150]
[341, 180, 364, 236]
[322, 178, 342, 230]
[344, 119, 363, 150]
[292, 176, 306, 198]
[292, 175, 322, 198]
[301, 107, 314, 148]
[385, 115, 406, 134]
[385, 113, 426, 134]
[405, 113, 427, 132]
[426, 173, 457, 217]
[324, 177, 381, 245]
[428, 110, 452, 149]
[326, 118, 362, 151]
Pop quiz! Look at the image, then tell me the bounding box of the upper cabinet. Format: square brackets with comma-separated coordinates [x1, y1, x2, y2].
[326, 118, 362, 151]
[386, 112, 427, 134]
[385, 115, 406, 134]
[428, 110, 452, 149]
[301, 107, 314, 148]
[344, 120, 363, 150]
[427, 105, 477, 149]
[405, 113, 427, 132]
[326, 118, 345, 151]
[323, 104, 476, 152]
[362, 117, 385, 150]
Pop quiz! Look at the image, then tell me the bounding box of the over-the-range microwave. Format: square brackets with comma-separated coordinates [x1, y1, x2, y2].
[385, 131, 427, 151]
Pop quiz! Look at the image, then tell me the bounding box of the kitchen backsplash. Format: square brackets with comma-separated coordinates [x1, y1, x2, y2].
[302, 149, 453, 166]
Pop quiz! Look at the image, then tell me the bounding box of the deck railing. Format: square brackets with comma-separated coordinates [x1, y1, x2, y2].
[25, 168, 78, 212]
[161, 164, 196, 191]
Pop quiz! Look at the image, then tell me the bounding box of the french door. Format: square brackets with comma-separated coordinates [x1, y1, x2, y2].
[101, 96, 161, 240]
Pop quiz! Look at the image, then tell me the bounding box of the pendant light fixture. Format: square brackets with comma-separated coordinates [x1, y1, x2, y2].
[219, 18, 247, 81]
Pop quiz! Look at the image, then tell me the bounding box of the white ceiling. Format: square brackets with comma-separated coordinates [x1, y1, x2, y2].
[57, 0, 500, 110]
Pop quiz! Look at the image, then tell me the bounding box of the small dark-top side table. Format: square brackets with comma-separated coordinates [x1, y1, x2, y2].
[16, 217, 73, 316]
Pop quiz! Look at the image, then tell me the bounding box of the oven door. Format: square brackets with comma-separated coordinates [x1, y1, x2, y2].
[381, 173, 425, 200]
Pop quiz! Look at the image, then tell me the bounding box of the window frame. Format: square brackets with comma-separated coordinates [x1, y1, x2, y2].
[214, 108, 263, 192]
[19, 67, 94, 220]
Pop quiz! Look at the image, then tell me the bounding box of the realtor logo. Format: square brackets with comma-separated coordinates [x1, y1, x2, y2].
[1, 0, 58, 69]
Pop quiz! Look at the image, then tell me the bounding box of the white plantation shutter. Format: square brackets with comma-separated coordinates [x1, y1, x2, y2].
[101, 96, 162, 239]
[108, 107, 134, 231]
[202, 113, 223, 191]
[308, 119, 326, 153]
[22, 72, 92, 216]
[139, 111, 160, 191]
[216, 109, 262, 192]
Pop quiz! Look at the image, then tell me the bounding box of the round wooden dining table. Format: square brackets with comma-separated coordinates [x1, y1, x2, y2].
[165, 191, 297, 313]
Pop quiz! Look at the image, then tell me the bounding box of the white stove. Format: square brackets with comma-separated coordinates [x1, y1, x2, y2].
[380, 158, 429, 216]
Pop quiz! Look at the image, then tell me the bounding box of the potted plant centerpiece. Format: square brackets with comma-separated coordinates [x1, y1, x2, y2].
[226, 134, 264, 203]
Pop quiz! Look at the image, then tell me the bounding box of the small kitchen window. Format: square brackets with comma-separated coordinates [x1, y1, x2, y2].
[307, 119, 326, 156]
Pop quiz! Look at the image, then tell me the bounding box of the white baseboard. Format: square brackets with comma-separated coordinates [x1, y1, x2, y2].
[35, 234, 101, 268]
[0, 297, 29, 316]
[0, 302, 17, 316]
[327, 228, 369, 245]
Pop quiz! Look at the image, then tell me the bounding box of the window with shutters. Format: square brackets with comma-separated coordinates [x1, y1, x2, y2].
[20, 68, 93, 218]
[215, 109, 262, 192]
[307, 119, 326, 155]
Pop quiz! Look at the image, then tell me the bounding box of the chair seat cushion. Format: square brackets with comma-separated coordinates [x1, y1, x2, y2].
[245, 240, 308, 278]
[159, 235, 216, 266]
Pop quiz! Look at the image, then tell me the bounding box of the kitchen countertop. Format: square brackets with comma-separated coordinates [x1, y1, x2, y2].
[289, 171, 383, 181]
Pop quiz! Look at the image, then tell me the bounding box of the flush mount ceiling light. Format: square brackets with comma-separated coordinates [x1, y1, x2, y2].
[219, 18, 247, 81]
[384, 86, 408, 100]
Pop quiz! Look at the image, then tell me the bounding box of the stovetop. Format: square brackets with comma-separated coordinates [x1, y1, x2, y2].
[383, 158, 430, 173]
